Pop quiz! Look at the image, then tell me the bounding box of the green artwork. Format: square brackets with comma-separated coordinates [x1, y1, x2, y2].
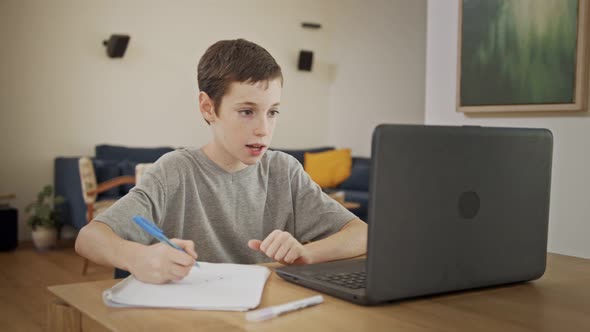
[460, 0, 579, 106]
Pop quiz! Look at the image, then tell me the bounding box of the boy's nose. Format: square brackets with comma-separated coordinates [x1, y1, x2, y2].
[254, 118, 270, 136]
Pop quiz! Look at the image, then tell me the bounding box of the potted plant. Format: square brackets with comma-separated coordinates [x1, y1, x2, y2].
[25, 185, 64, 251]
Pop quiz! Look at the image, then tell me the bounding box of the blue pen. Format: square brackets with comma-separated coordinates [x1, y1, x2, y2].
[132, 215, 200, 268]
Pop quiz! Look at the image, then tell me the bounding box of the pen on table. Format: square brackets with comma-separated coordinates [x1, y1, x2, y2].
[132, 215, 200, 268]
[245, 295, 324, 322]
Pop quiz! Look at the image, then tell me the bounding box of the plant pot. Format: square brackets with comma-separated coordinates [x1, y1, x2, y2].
[31, 226, 57, 251]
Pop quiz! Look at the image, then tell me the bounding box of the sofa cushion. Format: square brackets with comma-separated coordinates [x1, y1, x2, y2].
[92, 159, 121, 199]
[117, 160, 138, 195]
[271, 146, 334, 165]
[96, 144, 174, 163]
[304, 149, 352, 188]
[338, 157, 370, 191]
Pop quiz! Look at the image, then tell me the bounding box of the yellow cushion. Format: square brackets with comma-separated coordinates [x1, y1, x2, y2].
[304, 149, 352, 188]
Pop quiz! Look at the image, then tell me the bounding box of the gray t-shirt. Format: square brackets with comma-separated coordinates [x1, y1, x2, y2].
[97, 148, 357, 264]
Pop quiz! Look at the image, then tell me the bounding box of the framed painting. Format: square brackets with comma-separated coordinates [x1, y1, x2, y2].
[457, 0, 590, 113]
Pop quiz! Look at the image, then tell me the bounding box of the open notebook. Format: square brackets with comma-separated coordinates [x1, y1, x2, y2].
[103, 262, 270, 311]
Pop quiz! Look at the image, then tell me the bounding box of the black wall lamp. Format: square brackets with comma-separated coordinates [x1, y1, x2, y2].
[103, 34, 130, 58]
[299, 22, 321, 72]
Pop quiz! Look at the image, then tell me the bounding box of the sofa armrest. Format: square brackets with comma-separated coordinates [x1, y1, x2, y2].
[54, 157, 87, 230]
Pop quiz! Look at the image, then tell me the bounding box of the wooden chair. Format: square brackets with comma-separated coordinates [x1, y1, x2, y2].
[78, 157, 135, 275]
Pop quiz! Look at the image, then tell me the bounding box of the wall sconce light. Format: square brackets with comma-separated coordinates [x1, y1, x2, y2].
[103, 34, 130, 58]
[298, 22, 320, 72]
[298, 50, 313, 71]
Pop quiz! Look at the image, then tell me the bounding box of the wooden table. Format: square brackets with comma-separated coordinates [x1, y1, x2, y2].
[47, 253, 590, 332]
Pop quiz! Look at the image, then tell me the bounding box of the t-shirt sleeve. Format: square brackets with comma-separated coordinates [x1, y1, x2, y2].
[289, 158, 358, 244]
[95, 166, 167, 245]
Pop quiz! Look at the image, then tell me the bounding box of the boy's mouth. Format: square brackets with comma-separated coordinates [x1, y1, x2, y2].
[245, 143, 266, 155]
[246, 143, 266, 150]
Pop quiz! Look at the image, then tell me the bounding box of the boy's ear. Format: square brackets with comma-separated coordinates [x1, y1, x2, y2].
[198, 91, 216, 123]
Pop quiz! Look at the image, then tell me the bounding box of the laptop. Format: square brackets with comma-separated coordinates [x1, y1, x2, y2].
[276, 124, 553, 305]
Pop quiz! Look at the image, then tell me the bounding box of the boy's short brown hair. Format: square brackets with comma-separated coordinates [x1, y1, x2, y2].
[197, 39, 283, 114]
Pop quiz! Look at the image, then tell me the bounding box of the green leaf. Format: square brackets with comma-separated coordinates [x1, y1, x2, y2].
[43, 185, 52, 196]
[38, 206, 50, 219]
[54, 196, 65, 205]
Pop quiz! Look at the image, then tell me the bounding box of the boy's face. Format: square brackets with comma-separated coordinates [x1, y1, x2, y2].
[200, 79, 282, 171]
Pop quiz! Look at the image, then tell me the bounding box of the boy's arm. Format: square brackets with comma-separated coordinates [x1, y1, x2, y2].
[75, 221, 197, 283]
[248, 218, 367, 265]
[302, 218, 367, 264]
[76, 221, 141, 271]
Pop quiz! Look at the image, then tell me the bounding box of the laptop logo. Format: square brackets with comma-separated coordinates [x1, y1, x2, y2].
[459, 191, 480, 219]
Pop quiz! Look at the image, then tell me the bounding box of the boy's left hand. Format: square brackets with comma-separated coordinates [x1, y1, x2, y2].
[248, 230, 312, 265]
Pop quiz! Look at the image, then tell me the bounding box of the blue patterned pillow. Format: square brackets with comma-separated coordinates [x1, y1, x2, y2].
[92, 159, 121, 199]
[117, 160, 138, 195]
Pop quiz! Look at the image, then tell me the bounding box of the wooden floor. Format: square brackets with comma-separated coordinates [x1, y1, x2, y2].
[0, 240, 113, 331]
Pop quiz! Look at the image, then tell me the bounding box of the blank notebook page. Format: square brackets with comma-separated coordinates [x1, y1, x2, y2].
[103, 262, 271, 311]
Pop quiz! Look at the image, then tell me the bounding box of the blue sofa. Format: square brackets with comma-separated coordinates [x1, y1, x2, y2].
[336, 157, 370, 222]
[54, 144, 175, 232]
[274, 147, 370, 222]
[55, 145, 370, 234]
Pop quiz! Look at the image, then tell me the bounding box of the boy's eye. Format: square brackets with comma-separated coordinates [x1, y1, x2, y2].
[268, 110, 280, 118]
[239, 109, 253, 116]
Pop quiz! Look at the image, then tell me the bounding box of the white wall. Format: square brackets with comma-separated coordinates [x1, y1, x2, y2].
[326, 0, 426, 156]
[0, 0, 427, 240]
[0, 0, 334, 240]
[425, 1, 590, 258]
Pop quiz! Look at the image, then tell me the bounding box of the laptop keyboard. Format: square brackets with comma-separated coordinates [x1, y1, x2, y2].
[314, 271, 366, 289]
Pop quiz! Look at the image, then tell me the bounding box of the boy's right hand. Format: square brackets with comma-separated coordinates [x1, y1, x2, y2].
[128, 239, 198, 284]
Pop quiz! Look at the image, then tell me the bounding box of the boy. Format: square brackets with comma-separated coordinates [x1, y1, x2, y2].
[75, 39, 367, 284]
